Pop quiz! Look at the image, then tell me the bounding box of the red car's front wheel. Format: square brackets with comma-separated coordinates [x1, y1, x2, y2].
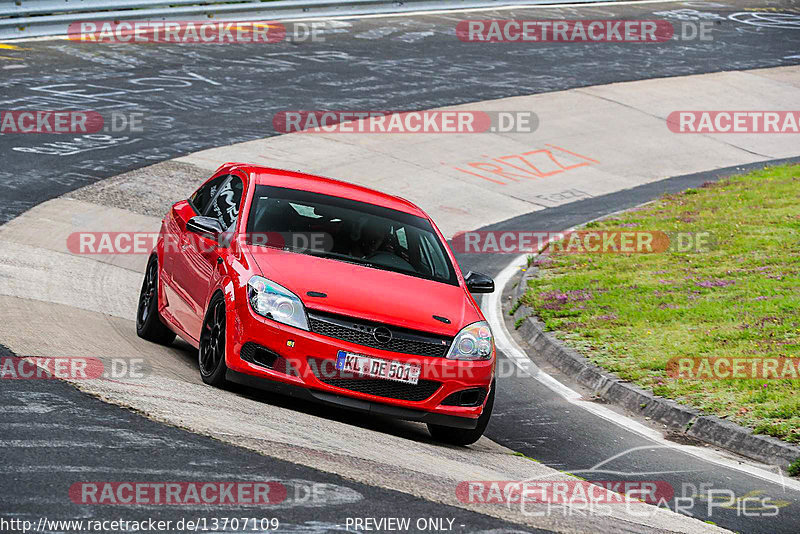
[427, 380, 495, 446]
[199, 292, 229, 387]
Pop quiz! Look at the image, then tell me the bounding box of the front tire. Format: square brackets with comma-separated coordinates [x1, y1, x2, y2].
[427, 380, 495, 446]
[199, 292, 228, 387]
[136, 255, 176, 345]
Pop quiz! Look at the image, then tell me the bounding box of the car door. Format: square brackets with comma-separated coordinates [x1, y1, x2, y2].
[173, 173, 244, 340]
[160, 173, 230, 337]
[161, 172, 231, 339]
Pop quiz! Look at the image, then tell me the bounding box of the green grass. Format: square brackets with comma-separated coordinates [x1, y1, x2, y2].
[521, 164, 800, 443]
[789, 458, 800, 477]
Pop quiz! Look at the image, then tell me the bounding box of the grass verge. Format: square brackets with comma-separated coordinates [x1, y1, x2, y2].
[789, 458, 800, 477]
[520, 164, 800, 443]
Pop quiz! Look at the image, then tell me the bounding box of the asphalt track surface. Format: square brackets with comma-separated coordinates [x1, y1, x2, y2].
[2, 0, 800, 224]
[2, 0, 800, 533]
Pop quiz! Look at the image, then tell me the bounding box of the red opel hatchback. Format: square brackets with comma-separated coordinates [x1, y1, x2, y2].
[137, 163, 496, 445]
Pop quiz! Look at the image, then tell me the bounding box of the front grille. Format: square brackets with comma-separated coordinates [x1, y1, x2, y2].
[308, 357, 441, 402]
[307, 310, 451, 357]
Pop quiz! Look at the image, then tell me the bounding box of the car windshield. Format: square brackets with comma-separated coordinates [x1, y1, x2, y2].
[246, 185, 458, 285]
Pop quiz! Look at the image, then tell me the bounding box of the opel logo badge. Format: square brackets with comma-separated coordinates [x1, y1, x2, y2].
[373, 326, 392, 344]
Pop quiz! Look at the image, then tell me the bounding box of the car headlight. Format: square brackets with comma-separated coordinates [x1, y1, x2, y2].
[247, 275, 309, 331]
[447, 321, 493, 360]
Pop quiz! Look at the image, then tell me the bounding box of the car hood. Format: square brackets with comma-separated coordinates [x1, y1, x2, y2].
[247, 248, 481, 336]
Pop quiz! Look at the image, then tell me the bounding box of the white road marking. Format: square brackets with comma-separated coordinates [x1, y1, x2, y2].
[484, 253, 800, 494]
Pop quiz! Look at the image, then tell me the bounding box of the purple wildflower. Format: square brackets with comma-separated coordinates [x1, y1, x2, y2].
[696, 279, 735, 288]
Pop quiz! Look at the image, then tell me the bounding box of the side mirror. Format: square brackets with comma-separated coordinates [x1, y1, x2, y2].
[186, 216, 223, 240]
[465, 271, 495, 294]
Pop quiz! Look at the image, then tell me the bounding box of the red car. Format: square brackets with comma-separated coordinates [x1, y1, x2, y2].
[137, 163, 496, 445]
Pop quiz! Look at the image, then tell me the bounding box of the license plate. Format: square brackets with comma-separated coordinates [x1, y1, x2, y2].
[335, 350, 421, 385]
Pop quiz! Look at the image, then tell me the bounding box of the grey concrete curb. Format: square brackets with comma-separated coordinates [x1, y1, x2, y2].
[508, 267, 800, 471]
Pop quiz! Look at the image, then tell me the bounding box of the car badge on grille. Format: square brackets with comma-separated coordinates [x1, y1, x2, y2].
[373, 326, 393, 344]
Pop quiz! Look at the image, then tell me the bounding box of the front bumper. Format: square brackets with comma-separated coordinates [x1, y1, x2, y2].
[226, 369, 480, 429]
[227, 301, 494, 429]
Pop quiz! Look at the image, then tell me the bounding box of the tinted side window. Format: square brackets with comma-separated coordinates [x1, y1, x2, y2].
[206, 176, 243, 231]
[190, 174, 229, 215]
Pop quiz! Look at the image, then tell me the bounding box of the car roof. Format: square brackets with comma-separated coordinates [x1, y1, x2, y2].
[224, 163, 428, 218]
